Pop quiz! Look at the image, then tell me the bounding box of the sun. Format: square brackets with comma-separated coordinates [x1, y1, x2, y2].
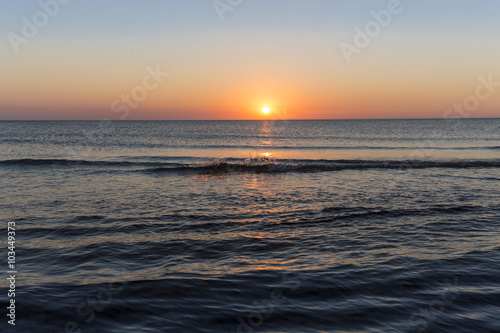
[261, 106, 271, 114]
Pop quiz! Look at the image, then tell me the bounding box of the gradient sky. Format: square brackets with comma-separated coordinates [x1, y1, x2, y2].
[1, 0, 499, 120]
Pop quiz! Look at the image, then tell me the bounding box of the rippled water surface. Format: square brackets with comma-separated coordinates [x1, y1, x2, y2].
[0, 120, 499, 332]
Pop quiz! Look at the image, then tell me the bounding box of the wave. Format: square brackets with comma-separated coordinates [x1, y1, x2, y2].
[0, 158, 179, 167]
[148, 158, 500, 174]
[2, 157, 500, 174]
[319, 204, 485, 220]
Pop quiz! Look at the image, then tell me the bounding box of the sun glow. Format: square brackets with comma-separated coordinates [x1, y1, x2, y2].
[261, 106, 271, 114]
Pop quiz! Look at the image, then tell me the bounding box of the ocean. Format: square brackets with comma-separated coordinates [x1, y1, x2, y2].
[0, 119, 499, 332]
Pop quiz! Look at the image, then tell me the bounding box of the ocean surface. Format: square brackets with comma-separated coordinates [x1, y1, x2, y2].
[0, 119, 499, 333]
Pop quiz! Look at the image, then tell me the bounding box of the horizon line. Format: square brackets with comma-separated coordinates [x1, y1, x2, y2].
[0, 117, 499, 121]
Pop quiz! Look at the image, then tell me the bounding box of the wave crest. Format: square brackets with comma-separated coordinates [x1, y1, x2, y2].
[2, 157, 499, 174]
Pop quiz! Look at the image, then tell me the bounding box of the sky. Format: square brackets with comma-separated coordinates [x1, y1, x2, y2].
[1, 0, 499, 120]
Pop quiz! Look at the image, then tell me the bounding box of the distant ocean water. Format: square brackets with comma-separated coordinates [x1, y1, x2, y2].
[0, 119, 499, 333]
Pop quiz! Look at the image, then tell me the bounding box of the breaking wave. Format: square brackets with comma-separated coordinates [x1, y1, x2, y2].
[2, 157, 500, 174]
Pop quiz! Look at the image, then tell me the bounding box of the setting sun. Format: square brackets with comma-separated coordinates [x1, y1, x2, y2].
[262, 106, 271, 114]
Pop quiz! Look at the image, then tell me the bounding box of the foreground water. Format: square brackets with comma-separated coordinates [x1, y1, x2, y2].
[0, 119, 499, 332]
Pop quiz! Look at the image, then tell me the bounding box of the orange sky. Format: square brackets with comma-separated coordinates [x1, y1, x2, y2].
[1, 2, 499, 120]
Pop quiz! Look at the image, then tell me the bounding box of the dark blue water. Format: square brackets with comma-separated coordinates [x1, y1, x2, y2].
[0, 120, 499, 332]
